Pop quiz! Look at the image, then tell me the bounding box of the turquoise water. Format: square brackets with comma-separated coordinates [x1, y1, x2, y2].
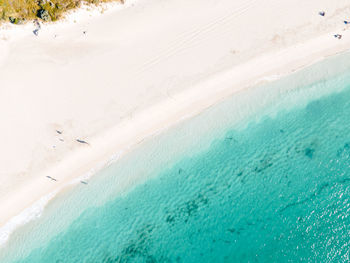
[2, 53, 350, 262]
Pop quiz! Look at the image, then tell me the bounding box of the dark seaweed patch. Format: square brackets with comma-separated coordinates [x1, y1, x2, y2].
[304, 147, 315, 159]
[227, 228, 235, 233]
[337, 142, 350, 157]
[280, 178, 350, 213]
[294, 140, 317, 158]
[227, 227, 244, 235]
[164, 193, 209, 226]
[102, 252, 118, 263]
[254, 157, 273, 173]
[166, 215, 175, 224]
[113, 224, 161, 263]
[279, 198, 309, 213]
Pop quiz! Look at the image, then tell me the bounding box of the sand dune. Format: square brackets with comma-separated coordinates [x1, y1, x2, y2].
[1, 0, 350, 231]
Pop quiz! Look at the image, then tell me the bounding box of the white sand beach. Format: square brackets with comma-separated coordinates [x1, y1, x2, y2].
[1, 0, 350, 237]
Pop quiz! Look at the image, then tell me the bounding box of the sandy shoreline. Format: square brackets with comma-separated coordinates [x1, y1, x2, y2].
[1, 0, 350, 242]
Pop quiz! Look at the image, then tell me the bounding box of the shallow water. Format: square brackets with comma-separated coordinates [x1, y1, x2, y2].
[2, 52, 350, 262]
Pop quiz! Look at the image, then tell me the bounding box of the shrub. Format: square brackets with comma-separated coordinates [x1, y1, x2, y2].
[0, 0, 122, 24]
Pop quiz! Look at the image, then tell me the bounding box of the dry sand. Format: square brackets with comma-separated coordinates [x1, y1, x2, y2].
[1, 0, 350, 236]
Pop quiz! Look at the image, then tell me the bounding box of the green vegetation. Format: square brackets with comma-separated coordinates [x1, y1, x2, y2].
[0, 0, 123, 24]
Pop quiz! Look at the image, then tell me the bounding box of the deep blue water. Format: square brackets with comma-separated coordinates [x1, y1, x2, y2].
[2, 54, 350, 262]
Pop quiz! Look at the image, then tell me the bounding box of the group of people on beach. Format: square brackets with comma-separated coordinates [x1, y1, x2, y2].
[318, 11, 350, 40]
[45, 130, 90, 184]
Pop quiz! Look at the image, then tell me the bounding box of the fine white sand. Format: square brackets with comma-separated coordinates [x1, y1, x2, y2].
[1, 0, 350, 235]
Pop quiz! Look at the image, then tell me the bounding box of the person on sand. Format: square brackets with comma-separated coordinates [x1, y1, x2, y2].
[46, 176, 57, 181]
[319, 11, 325, 16]
[33, 19, 41, 36]
[334, 34, 342, 39]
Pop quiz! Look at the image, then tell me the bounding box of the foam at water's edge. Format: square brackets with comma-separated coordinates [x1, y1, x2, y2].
[7, 69, 350, 262]
[2, 50, 350, 255]
[0, 113, 195, 249]
[0, 148, 125, 248]
[0, 190, 58, 247]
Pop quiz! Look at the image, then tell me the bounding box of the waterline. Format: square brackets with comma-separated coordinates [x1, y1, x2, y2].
[2, 51, 350, 262]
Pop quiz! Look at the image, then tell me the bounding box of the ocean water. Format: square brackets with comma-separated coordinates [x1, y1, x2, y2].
[2, 52, 350, 262]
